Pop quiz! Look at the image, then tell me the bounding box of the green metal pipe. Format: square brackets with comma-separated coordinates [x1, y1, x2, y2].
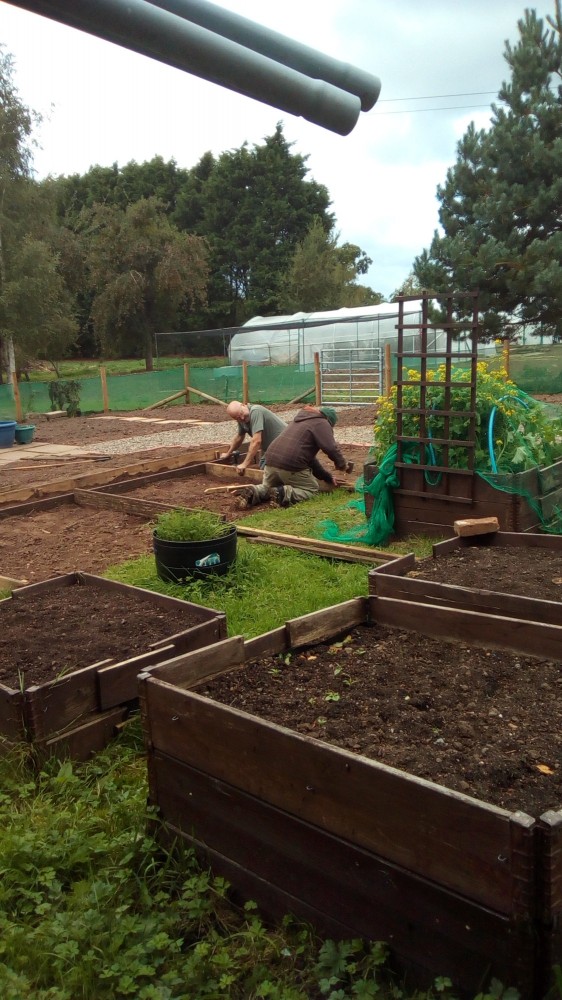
[5, 0, 365, 135]
[145, 0, 380, 111]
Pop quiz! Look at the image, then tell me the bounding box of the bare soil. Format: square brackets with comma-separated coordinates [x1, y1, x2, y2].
[409, 544, 562, 601]
[0, 583, 209, 689]
[199, 620, 562, 817]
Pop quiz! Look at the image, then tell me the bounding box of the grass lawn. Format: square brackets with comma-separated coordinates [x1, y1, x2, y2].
[27, 356, 227, 381]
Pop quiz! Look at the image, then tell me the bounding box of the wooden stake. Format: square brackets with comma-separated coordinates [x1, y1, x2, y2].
[184, 364, 190, 404]
[100, 366, 109, 413]
[143, 388, 187, 411]
[314, 352, 321, 405]
[242, 361, 249, 404]
[287, 386, 315, 405]
[384, 342, 392, 396]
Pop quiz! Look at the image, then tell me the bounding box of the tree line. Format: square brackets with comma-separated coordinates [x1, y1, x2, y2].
[0, 1, 560, 382]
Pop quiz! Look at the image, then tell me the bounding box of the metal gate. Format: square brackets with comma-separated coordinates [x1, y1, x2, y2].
[320, 348, 382, 405]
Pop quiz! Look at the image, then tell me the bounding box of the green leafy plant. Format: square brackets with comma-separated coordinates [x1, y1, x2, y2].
[153, 508, 231, 543]
[48, 379, 82, 417]
[373, 362, 562, 474]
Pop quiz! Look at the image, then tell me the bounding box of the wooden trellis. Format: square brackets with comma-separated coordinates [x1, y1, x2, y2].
[394, 291, 479, 502]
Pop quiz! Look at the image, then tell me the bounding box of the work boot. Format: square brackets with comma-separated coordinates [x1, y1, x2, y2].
[235, 487, 259, 510]
[268, 486, 290, 508]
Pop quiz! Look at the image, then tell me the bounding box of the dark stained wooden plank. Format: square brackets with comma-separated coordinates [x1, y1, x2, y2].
[148, 636, 245, 688]
[540, 486, 562, 523]
[245, 627, 288, 662]
[153, 753, 532, 997]
[0, 685, 25, 742]
[77, 573, 223, 620]
[73, 490, 179, 517]
[368, 595, 562, 660]
[539, 461, 562, 495]
[369, 553, 415, 578]
[149, 617, 227, 653]
[97, 645, 175, 709]
[286, 598, 367, 648]
[370, 573, 562, 626]
[0, 493, 74, 519]
[37, 706, 127, 762]
[536, 811, 562, 997]
[12, 573, 78, 598]
[24, 662, 101, 739]
[144, 676, 526, 912]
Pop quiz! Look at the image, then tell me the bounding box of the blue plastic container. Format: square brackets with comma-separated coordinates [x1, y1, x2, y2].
[0, 420, 17, 448]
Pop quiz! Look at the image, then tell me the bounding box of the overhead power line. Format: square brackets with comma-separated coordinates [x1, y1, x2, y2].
[378, 90, 498, 102]
[375, 103, 500, 115]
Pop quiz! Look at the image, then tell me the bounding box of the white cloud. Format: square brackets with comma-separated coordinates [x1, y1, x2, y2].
[0, 0, 549, 299]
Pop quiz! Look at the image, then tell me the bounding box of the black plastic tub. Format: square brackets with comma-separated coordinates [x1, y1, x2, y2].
[153, 526, 237, 583]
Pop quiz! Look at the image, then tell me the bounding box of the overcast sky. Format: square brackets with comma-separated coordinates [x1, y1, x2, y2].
[0, 0, 551, 301]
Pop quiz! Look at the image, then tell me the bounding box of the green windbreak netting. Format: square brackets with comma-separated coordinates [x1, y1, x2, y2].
[0, 364, 316, 417]
[321, 362, 562, 547]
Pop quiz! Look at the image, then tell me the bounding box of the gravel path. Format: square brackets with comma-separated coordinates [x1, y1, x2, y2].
[87, 413, 374, 455]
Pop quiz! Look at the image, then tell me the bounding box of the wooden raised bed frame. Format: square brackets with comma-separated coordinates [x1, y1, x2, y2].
[139, 596, 562, 999]
[0, 572, 226, 760]
[369, 530, 562, 624]
[363, 458, 562, 537]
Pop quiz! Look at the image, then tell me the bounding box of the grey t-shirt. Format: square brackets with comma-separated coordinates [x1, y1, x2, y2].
[238, 405, 286, 452]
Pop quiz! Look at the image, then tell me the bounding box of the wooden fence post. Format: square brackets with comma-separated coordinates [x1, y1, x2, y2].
[384, 343, 392, 397]
[11, 372, 23, 423]
[242, 361, 249, 403]
[502, 338, 510, 377]
[314, 352, 321, 405]
[100, 367, 109, 413]
[184, 364, 190, 404]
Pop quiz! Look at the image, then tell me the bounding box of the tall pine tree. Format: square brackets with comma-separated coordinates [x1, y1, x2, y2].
[414, 2, 562, 339]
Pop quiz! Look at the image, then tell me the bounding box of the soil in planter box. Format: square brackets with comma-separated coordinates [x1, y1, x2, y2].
[410, 545, 562, 600]
[199, 624, 562, 817]
[0, 584, 205, 688]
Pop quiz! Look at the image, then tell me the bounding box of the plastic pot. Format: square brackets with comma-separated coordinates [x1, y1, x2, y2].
[153, 525, 237, 583]
[15, 424, 36, 445]
[0, 420, 17, 448]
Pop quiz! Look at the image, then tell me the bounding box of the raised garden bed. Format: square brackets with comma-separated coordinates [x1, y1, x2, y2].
[0, 572, 225, 759]
[363, 458, 562, 537]
[369, 530, 562, 623]
[139, 596, 562, 998]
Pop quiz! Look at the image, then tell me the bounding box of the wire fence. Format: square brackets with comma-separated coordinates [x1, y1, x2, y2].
[0, 345, 560, 419]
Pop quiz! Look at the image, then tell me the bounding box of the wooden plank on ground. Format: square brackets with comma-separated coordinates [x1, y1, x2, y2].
[144, 676, 528, 912]
[246, 535, 380, 564]
[235, 524, 395, 561]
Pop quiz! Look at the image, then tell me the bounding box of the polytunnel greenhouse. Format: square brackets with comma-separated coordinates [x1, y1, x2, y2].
[228, 301, 497, 367]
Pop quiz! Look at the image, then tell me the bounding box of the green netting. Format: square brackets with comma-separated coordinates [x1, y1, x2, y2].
[321, 363, 562, 547]
[0, 364, 317, 417]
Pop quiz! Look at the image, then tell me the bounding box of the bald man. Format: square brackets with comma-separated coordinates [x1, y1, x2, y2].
[220, 400, 287, 475]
